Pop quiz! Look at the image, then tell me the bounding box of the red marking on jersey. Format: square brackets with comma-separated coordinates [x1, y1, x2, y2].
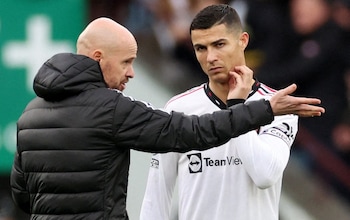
[165, 85, 204, 108]
[257, 83, 276, 96]
[262, 84, 277, 93]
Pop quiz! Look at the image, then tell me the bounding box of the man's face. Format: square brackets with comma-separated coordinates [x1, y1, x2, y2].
[191, 24, 246, 83]
[99, 40, 137, 91]
[290, 0, 330, 35]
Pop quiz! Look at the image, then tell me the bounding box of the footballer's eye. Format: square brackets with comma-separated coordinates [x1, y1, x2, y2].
[215, 42, 225, 48]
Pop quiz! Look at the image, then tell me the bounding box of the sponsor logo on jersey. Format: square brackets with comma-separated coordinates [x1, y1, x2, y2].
[261, 122, 294, 145]
[187, 153, 242, 174]
[187, 153, 202, 173]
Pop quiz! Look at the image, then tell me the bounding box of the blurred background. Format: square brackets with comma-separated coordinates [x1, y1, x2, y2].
[0, 0, 349, 219]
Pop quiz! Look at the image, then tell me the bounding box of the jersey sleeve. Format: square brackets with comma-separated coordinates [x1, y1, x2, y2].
[234, 114, 298, 189]
[140, 152, 180, 220]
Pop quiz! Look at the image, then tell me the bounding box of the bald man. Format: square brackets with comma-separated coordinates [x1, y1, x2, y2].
[10, 17, 324, 219]
[76, 18, 137, 91]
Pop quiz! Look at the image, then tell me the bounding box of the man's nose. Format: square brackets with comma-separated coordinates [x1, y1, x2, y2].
[206, 48, 218, 63]
[127, 66, 135, 78]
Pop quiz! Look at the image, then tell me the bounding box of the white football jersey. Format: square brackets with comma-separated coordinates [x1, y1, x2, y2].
[140, 82, 298, 220]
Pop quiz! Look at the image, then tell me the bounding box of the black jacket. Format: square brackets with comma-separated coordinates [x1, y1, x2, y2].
[10, 53, 273, 219]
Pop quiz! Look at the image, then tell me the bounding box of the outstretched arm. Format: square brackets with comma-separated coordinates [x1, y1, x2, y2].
[227, 68, 325, 118]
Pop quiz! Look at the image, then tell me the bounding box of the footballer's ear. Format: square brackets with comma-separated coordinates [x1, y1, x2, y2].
[239, 32, 249, 49]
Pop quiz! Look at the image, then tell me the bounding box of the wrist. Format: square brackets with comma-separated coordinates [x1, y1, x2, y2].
[227, 99, 245, 107]
[265, 100, 273, 115]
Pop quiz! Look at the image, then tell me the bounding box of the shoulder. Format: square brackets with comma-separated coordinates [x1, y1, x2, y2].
[165, 84, 205, 108]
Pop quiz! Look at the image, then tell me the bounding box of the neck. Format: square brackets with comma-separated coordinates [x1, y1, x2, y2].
[208, 79, 255, 104]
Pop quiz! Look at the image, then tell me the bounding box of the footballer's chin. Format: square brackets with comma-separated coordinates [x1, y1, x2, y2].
[210, 73, 230, 83]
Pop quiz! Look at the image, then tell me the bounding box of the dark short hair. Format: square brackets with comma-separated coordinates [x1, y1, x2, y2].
[190, 4, 243, 34]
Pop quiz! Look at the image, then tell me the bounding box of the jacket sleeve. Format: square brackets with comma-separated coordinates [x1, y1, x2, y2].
[140, 152, 179, 220]
[113, 94, 274, 153]
[234, 114, 298, 189]
[10, 152, 30, 213]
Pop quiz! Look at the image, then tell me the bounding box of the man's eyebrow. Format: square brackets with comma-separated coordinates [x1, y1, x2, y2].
[211, 38, 226, 45]
[193, 43, 205, 48]
[193, 38, 226, 48]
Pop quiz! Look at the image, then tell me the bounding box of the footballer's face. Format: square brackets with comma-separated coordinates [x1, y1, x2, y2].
[191, 24, 248, 83]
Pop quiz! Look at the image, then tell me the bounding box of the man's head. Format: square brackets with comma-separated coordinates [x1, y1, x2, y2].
[190, 4, 249, 83]
[290, 0, 332, 35]
[76, 17, 137, 91]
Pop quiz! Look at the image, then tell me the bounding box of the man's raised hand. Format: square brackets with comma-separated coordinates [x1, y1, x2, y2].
[270, 84, 325, 117]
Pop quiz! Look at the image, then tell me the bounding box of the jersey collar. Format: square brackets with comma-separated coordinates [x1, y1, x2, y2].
[204, 80, 261, 110]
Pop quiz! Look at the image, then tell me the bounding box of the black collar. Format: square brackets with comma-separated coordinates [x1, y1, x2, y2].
[204, 80, 261, 110]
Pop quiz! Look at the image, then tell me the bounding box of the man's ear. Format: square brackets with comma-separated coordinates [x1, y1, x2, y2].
[239, 32, 249, 48]
[92, 50, 102, 61]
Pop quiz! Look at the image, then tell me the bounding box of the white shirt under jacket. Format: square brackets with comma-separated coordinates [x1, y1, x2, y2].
[140, 81, 298, 220]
